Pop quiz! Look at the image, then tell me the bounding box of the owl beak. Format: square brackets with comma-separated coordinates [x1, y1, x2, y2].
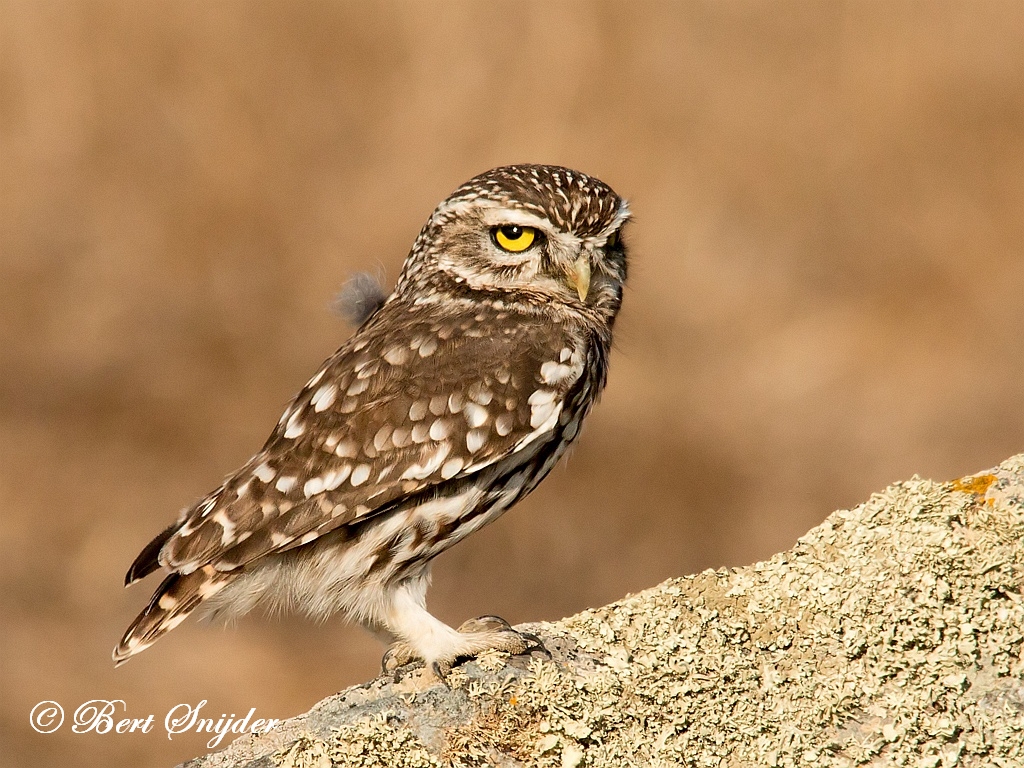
[566, 255, 591, 302]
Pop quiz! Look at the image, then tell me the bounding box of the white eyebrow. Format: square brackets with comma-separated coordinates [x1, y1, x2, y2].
[479, 208, 551, 229]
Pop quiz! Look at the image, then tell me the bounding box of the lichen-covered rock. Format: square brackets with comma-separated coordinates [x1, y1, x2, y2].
[181, 455, 1024, 768]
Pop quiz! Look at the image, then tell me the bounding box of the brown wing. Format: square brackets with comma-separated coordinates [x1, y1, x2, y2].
[146, 299, 586, 577]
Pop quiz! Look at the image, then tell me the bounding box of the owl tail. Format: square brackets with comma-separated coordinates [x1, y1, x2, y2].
[113, 565, 231, 666]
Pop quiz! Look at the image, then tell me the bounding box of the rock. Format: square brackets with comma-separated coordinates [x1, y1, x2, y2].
[181, 455, 1024, 767]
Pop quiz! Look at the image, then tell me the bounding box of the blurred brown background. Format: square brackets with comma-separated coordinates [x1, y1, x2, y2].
[2, 2, 1022, 766]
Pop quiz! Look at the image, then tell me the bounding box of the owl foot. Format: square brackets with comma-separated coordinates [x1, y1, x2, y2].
[455, 614, 547, 657]
[380, 615, 547, 684]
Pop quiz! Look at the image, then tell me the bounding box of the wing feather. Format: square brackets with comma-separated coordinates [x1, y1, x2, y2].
[153, 301, 586, 575]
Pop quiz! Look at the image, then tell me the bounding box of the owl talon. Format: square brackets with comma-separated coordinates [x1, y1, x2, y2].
[517, 631, 550, 658]
[431, 660, 452, 686]
[381, 643, 420, 675]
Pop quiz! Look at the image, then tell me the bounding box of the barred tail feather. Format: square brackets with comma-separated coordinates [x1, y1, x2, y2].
[113, 566, 231, 666]
[124, 521, 178, 586]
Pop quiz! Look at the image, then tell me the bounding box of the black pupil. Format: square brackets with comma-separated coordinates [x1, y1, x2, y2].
[501, 225, 523, 239]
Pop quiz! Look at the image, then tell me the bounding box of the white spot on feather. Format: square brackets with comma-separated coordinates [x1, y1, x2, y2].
[418, 336, 438, 357]
[355, 360, 380, 379]
[429, 419, 450, 441]
[276, 476, 297, 493]
[466, 429, 488, 452]
[400, 443, 450, 480]
[253, 462, 276, 483]
[411, 423, 430, 443]
[529, 389, 556, 406]
[212, 511, 236, 545]
[392, 427, 412, 448]
[346, 378, 369, 396]
[373, 425, 393, 451]
[409, 400, 428, 421]
[530, 399, 559, 429]
[468, 382, 493, 405]
[324, 466, 351, 489]
[528, 390, 561, 429]
[495, 413, 515, 436]
[441, 457, 464, 479]
[335, 440, 358, 458]
[541, 361, 574, 385]
[164, 614, 189, 631]
[463, 402, 489, 428]
[350, 464, 371, 486]
[384, 346, 410, 366]
[518, 400, 563, 445]
[311, 383, 338, 412]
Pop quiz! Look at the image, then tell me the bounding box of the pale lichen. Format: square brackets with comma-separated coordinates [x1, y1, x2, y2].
[183, 454, 1024, 768]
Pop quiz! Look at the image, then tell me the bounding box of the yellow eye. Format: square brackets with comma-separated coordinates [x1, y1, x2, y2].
[493, 225, 537, 253]
[606, 231, 620, 248]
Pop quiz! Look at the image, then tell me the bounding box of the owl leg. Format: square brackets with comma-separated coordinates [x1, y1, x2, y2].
[379, 578, 542, 680]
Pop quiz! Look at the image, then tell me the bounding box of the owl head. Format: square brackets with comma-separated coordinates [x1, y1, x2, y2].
[395, 165, 630, 323]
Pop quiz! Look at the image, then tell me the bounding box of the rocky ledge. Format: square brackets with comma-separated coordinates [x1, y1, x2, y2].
[183, 455, 1024, 767]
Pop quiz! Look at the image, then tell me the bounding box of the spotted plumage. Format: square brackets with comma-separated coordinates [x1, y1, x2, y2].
[115, 164, 630, 675]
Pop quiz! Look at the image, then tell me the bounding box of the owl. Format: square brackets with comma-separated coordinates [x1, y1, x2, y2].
[115, 164, 630, 678]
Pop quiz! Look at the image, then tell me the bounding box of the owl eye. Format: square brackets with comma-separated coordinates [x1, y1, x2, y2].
[492, 225, 537, 253]
[605, 231, 620, 248]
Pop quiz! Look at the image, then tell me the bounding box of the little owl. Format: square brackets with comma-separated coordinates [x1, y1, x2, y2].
[115, 164, 630, 678]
